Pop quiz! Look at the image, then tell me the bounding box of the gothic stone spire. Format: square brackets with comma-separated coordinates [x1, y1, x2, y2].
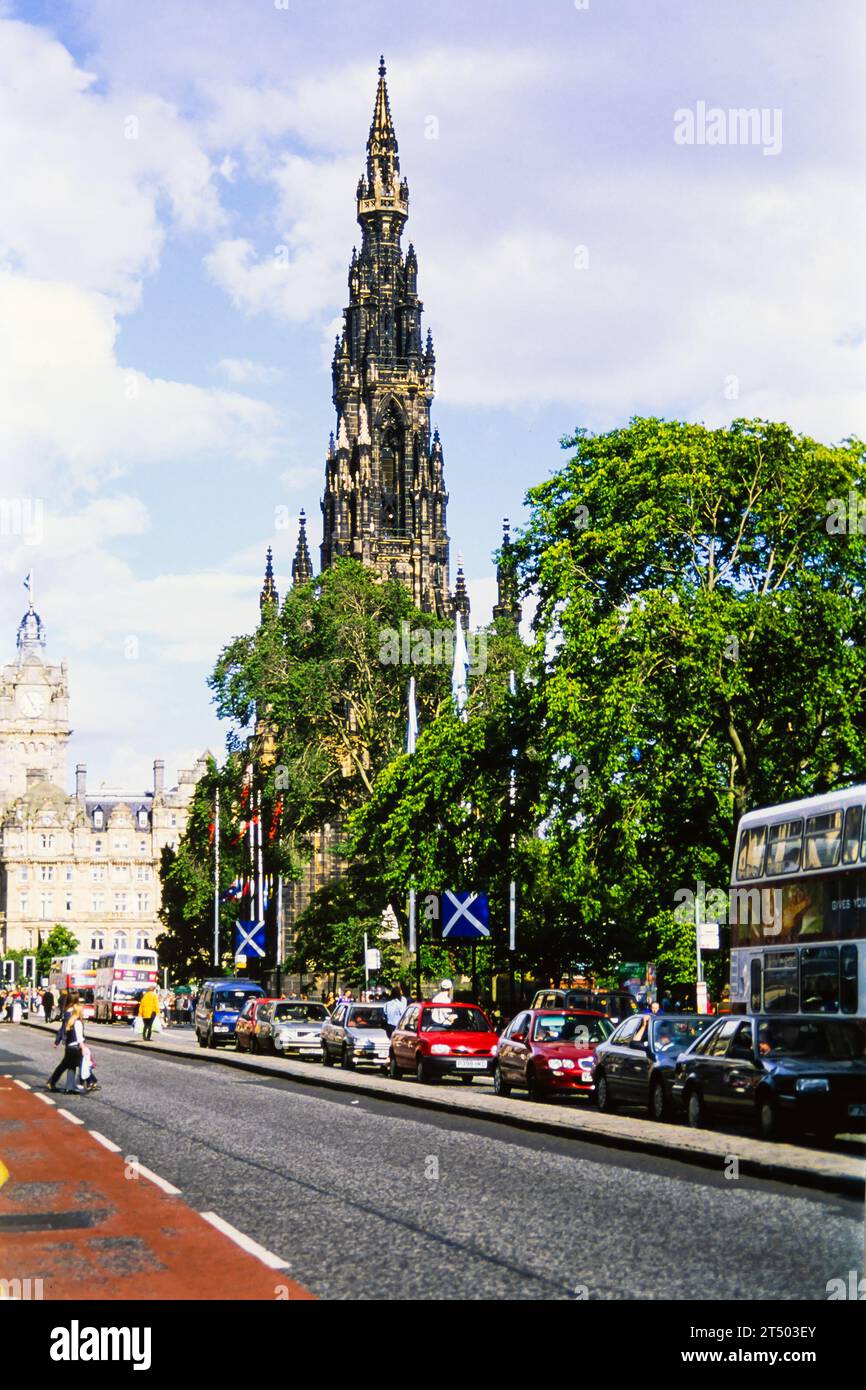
[493, 517, 521, 626]
[320, 57, 450, 618]
[292, 509, 313, 586]
[259, 545, 279, 614]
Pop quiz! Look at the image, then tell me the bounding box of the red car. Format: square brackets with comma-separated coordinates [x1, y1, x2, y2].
[389, 1001, 500, 1083]
[235, 997, 282, 1053]
[494, 1009, 614, 1100]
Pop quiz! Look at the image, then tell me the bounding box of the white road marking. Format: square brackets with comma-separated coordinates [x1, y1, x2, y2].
[34, 1093, 56, 1106]
[12, 1080, 31, 1090]
[89, 1130, 121, 1153]
[132, 1163, 181, 1196]
[199, 1211, 289, 1270]
[57, 1108, 84, 1125]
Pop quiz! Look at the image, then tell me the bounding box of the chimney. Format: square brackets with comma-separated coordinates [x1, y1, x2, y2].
[153, 759, 165, 795]
[75, 763, 86, 796]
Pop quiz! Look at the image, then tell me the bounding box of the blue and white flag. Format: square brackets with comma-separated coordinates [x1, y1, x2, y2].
[235, 919, 266, 959]
[406, 676, 418, 754]
[451, 614, 469, 721]
[441, 891, 489, 939]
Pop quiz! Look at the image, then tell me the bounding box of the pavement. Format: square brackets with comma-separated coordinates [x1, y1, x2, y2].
[1, 1022, 863, 1300]
[0, 1072, 314, 1300]
[20, 1015, 865, 1197]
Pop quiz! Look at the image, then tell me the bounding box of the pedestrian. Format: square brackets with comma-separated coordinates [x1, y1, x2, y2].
[432, 978, 454, 1004]
[47, 1003, 86, 1094]
[384, 982, 407, 1036]
[79, 1042, 100, 1092]
[138, 984, 160, 1041]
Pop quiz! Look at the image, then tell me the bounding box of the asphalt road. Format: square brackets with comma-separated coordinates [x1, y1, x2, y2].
[2, 1023, 862, 1301]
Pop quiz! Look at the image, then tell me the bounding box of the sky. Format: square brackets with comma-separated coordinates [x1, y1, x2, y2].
[1, 0, 864, 793]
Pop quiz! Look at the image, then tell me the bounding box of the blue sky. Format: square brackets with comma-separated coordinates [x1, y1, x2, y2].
[1, 0, 864, 792]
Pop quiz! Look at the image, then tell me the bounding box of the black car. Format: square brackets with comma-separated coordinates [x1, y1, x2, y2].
[671, 1015, 866, 1141]
[592, 1013, 709, 1120]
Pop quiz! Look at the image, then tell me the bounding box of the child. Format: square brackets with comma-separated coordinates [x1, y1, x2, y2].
[79, 1042, 100, 1093]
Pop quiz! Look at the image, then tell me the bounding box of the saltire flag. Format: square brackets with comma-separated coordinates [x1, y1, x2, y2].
[406, 676, 418, 754]
[235, 920, 266, 960]
[441, 891, 490, 939]
[451, 614, 469, 721]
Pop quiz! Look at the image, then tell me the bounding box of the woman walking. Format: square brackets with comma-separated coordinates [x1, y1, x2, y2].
[47, 1003, 86, 1094]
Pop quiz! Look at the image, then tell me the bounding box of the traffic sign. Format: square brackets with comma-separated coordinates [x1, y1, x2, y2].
[441, 892, 490, 939]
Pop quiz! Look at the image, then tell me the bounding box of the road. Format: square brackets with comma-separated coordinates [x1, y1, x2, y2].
[1, 1023, 862, 1301]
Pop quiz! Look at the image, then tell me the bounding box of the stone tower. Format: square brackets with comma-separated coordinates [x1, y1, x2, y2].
[319, 57, 453, 619]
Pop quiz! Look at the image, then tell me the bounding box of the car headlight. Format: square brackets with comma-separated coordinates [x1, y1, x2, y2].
[796, 1077, 830, 1094]
[430, 1044, 451, 1055]
[578, 1058, 594, 1071]
[547, 1058, 563, 1070]
[491, 1044, 498, 1056]
[560, 1059, 575, 1070]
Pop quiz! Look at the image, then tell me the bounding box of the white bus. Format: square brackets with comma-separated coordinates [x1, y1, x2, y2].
[729, 785, 866, 1020]
[93, 948, 159, 1023]
[48, 954, 100, 1019]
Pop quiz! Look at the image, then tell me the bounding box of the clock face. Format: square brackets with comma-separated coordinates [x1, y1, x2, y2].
[17, 687, 46, 717]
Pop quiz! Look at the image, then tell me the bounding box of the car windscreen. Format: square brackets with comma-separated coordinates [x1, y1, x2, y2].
[214, 990, 261, 1011]
[651, 1016, 706, 1053]
[533, 1013, 613, 1044]
[273, 1003, 327, 1022]
[421, 1007, 491, 1033]
[347, 1008, 388, 1029]
[756, 1019, 866, 1060]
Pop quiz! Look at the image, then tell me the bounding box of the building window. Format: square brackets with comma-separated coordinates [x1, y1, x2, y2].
[136, 866, 152, 882]
[65, 895, 73, 912]
[112, 933, 126, 950]
[65, 866, 73, 882]
[136, 933, 150, 950]
[91, 865, 105, 881]
[19, 866, 28, 881]
[115, 839, 129, 853]
[92, 894, 105, 914]
[170, 814, 177, 828]
[40, 833, 55, 849]
[39, 893, 53, 920]
[139, 839, 147, 853]
[93, 809, 104, 830]
[90, 933, 104, 951]
[94, 838, 103, 854]
[137, 893, 150, 914]
[114, 893, 128, 914]
[138, 810, 149, 829]
[19, 895, 28, 916]
[40, 865, 55, 882]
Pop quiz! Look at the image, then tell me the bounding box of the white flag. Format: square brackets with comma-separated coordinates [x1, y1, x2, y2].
[406, 676, 418, 754]
[451, 613, 469, 721]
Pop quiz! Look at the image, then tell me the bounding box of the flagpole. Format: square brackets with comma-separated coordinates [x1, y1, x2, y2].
[256, 788, 264, 983]
[508, 670, 517, 954]
[213, 787, 220, 969]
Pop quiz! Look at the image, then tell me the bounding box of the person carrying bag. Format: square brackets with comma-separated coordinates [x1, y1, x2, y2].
[47, 1004, 86, 1094]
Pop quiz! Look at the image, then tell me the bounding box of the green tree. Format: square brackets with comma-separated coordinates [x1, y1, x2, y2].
[515, 416, 866, 983]
[36, 925, 80, 981]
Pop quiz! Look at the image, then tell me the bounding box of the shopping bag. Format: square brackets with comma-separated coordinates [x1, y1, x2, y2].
[152, 1013, 163, 1033]
[80, 1046, 93, 1081]
[132, 1015, 144, 1034]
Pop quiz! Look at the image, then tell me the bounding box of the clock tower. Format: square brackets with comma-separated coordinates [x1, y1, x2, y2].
[0, 594, 71, 801]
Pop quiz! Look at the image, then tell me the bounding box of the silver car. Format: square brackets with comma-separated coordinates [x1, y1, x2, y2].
[260, 1000, 329, 1058]
[321, 1002, 390, 1071]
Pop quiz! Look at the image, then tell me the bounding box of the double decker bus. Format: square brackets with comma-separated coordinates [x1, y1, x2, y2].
[93, 948, 159, 1022]
[729, 786, 866, 1019]
[48, 954, 100, 1018]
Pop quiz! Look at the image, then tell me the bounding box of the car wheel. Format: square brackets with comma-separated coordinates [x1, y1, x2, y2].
[321, 1045, 333, 1067]
[388, 1053, 401, 1080]
[596, 1070, 616, 1112]
[758, 1096, 784, 1142]
[342, 1046, 354, 1070]
[649, 1077, 669, 1123]
[207, 1029, 216, 1050]
[686, 1087, 705, 1129]
[415, 1055, 430, 1084]
[197, 1031, 207, 1049]
[526, 1066, 543, 1101]
[493, 1065, 511, 1098]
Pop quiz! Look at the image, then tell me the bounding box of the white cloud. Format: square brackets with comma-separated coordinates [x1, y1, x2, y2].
[216, 357, 282, 384]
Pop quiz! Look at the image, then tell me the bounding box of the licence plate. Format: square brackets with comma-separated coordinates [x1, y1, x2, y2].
[455, 1058, 488, 1070]
[848, 1103, 866, 1117]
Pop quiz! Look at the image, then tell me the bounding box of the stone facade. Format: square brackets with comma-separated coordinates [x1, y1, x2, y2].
[0, 598, 208, 956]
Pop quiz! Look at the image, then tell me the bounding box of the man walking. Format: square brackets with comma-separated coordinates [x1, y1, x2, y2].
[384, 983, 407, 1036]
[42, 988, 55, 1024]
[138, 985, 160, 1041]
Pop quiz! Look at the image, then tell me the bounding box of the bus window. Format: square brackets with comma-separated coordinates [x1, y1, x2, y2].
[749, 957, 762, 1013]
[803, 811, 843, 870]
[801, 946, 839, 1013]
[843, 805, 863, 864]
[840, 944, 858, 1015]
[763, 951, 799, 1012]
[737, 826, 767, 880]
[765, 820, 803, 876]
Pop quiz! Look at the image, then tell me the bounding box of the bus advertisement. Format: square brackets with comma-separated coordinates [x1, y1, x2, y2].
[729, 785, 866, 1020]
[93, 949, 159, 1022]
[48, 954, 100, 1018]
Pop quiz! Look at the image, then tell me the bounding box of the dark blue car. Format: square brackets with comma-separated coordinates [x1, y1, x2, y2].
[194, 979, 265, 1049]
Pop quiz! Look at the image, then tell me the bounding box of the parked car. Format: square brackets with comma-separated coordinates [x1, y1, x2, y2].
[592, 1012, 709, 1119]
[592, 990, 639, 1024]
[260, 1000, 329, 1057]
[671, 1015, 866, 1141]
[194, 979, 265, 1049]
[235, 996, 281, 1053]
[389, 1001, 500, 1083]
[495, 1009, 614, 1100]
[529, 988, 638, 1024]
[321, 1001, 391, 1070]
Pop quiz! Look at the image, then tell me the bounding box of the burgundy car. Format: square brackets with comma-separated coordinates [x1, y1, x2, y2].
[494, 1009, 614, 1100]
[389, 1001, 500, 1083]
[235, 997, 282, 1053]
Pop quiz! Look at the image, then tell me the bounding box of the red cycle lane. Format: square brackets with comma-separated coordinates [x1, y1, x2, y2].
[0, 1080, 314, 1301]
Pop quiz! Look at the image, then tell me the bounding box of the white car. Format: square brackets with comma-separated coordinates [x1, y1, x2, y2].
[261, 1000, 329, 1058]
[321, 1002, 390, 1071]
